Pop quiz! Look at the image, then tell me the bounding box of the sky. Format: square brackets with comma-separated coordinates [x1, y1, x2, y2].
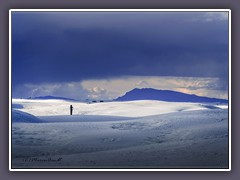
[12, 11, 229, 100]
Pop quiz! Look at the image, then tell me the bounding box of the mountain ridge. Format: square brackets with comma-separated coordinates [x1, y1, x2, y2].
[115, 88, 228, 103]
[28, 96, 77, 101]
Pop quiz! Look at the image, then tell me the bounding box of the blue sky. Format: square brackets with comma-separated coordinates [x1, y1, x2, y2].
[12, 11, 229, 100]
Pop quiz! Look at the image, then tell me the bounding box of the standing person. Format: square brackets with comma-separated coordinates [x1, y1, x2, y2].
[70, 105, 73, 115]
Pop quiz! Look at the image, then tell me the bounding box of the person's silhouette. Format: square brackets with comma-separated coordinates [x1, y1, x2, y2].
[70, 105, 73, 115]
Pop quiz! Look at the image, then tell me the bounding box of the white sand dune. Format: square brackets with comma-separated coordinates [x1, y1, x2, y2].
[12, 99, 226, 118]
[12, 109, 43, 123]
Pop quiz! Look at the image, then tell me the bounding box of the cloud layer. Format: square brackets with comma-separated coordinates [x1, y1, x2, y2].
[11, 11, 229, 99]
[12, 12, 229, 81]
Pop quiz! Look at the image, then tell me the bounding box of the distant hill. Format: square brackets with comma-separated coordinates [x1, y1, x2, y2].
[28, 96, 76, 101]
[115, 88, 228, 103]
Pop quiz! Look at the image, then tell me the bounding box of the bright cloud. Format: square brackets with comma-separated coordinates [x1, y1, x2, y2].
[13, 82, 88, 100]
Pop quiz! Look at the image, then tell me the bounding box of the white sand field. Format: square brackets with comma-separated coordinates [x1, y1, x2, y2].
[11, 99, 229, 169]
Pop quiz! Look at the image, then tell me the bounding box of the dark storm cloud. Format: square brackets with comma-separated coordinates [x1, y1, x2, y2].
[12, 11, 229, 89]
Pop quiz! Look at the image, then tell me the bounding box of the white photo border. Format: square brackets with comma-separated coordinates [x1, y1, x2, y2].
[9, 9, 231, 172]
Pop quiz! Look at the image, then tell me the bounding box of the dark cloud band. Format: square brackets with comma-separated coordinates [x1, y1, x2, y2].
[12, 11, 229, 90]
